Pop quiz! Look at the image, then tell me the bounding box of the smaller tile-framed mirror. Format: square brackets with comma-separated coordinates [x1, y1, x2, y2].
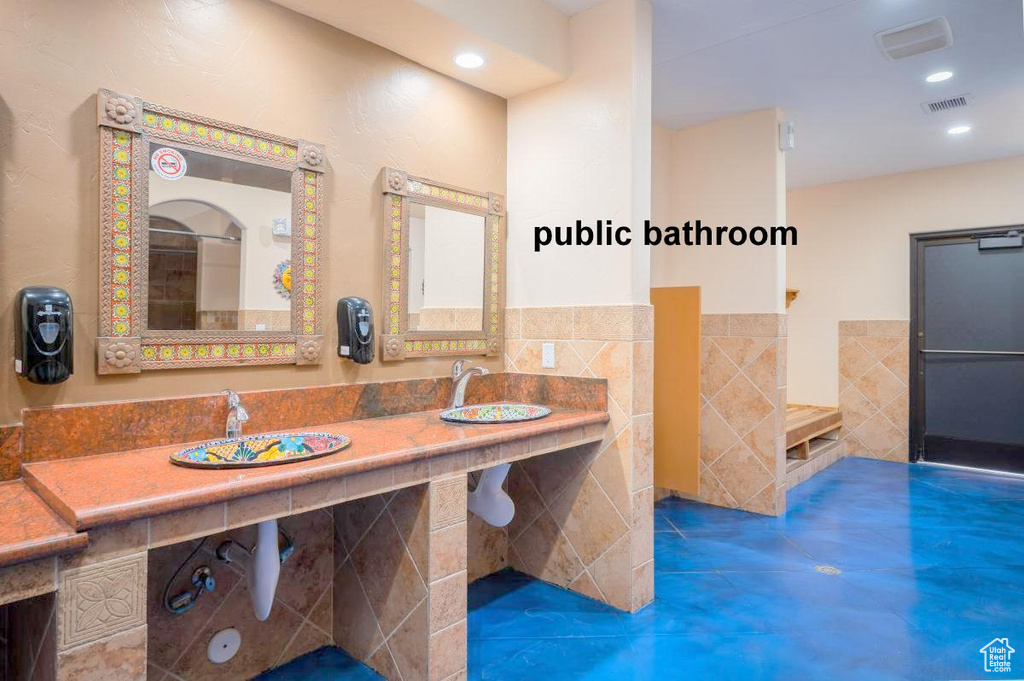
[379, 167, 505, 361]
[94, 88, 327, 373]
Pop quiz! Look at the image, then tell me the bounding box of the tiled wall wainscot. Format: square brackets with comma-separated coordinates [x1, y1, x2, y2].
[837, 321, 909, 462]
[699, 314, 788, 516]
[333, 478, 468, 681]
[502, 305, 654, 612]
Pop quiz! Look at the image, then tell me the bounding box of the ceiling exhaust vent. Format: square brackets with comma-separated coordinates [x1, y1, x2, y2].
[875, 16, 953, 61]
[921, 93, 972, 114]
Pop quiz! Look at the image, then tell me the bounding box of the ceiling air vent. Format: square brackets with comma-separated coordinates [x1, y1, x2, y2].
[875, 16, 953, 61]
[921, 93, 971, 114]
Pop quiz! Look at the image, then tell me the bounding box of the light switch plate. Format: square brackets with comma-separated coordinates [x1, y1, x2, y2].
[541, 342, 555, 369]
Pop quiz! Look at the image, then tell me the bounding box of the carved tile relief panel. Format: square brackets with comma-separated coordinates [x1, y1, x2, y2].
[429, 477, 467, 531]
[58, 553, 147, 650]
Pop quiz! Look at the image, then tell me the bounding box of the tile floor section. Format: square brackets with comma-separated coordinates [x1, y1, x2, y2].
[259, 458, 1024, 680]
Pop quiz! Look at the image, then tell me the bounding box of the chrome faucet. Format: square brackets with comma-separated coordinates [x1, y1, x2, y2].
[449, 360, 489, 409]
[223, 389, 250, 439]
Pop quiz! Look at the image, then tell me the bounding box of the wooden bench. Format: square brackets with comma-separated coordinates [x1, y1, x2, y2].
[786, 405, 842, 460]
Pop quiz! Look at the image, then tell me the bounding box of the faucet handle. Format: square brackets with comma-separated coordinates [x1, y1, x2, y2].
[451, 360, 465, 378]
[222, 389, 240, 408]
[235, 405, 250, 422]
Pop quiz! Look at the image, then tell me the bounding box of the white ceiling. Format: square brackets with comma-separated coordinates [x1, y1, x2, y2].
[549, 0, 1024, 187]
[545, 0, 606, 14]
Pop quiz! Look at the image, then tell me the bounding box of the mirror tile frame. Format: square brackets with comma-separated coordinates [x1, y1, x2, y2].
[379, 167, 505, 361]
[95, 88, 327, 373]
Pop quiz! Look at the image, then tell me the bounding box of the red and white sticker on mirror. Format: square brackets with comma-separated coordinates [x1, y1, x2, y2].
[151, 147, 187, 181]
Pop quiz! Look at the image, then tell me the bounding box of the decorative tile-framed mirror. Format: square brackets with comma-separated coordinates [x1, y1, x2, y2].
[379, 167, 505, 361]
[95, 88, 326, 373]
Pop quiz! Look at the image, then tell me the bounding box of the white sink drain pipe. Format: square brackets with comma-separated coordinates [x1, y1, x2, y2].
[216, 518, 298, 622]
[247, 519, 281, 620]
[468, 463, 515, 527]
[218, 519, 281, 621]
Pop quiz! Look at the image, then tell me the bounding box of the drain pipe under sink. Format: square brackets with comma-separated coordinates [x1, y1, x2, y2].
[218, 519, 281, 621]
[468, 464, 515, 527]
[248, 520, 281, 620]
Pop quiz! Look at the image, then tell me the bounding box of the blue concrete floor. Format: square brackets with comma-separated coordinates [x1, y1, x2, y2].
[260, 457, 1024, 680]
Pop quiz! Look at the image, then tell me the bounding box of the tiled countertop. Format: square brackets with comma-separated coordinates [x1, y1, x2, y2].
[22, 407, 608, 532]
[0, 479, 89, 566]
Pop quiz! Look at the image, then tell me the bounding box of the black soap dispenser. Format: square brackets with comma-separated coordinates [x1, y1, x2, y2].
[337, 297, 374, 364]
[15, 287, 74, 385]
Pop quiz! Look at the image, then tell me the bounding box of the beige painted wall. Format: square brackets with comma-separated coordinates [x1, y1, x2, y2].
[506, 0, 652, 308]
[651, 109, 787, 315]
[651, 123, 672, 233]
[0, 0, 506, 424]
[787, 154, 1024, 406]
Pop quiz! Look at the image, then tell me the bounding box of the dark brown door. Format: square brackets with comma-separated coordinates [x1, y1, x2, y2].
[911, 227, 1024, 473]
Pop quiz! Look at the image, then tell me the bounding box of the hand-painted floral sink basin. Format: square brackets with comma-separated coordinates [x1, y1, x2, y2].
[440, 403, 551, 424]
[170, 432, 350, 469]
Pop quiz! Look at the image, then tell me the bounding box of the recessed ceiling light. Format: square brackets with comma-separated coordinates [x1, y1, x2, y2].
[947, 125, 971, 135]
[926, 70, 954, 83]
[455, 53, 484, 69]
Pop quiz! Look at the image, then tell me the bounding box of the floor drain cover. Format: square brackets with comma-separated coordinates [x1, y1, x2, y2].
[815, 565, 841, 575]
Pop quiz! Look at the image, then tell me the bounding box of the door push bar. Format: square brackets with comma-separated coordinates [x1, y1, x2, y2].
[920, 349, 1024, 356]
